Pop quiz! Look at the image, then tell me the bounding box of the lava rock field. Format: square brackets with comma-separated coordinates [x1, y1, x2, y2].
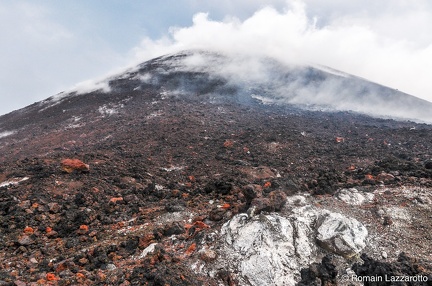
[0, 52, 432, 285]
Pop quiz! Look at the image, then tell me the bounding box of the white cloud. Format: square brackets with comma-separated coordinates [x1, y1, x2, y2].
[131, 0, 432, 103]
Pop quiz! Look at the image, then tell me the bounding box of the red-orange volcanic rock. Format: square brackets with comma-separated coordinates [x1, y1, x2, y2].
[60, 158, 89, 173]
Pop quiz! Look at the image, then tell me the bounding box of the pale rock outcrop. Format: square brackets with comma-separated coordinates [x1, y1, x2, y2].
[316, 212, 368, 258]
[220, 213, 307, 286]
[214, 196, 368, 286]
[335, 188, 374, 205]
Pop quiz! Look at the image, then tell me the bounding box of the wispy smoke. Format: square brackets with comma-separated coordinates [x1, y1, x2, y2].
[60, 0, 432, 123]
[71, 79, 112, 95]
[151, 51, 432, 123]
[130, 0, 432, 104]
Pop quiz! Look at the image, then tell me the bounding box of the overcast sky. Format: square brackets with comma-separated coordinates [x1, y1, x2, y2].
[1, 0, 432, 115]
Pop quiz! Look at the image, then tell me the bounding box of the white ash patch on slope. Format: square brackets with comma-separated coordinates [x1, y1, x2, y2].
[0, 130, 15, 139]
[64, 116, 85, 129]
[0, 177, 29, 188]
[98, 104, 124, 117]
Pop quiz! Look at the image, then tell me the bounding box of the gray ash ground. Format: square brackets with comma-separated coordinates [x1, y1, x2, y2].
[1, 53, 432, 285]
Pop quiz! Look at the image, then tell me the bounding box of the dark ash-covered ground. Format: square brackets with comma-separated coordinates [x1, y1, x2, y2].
[1, 52, 432, 285]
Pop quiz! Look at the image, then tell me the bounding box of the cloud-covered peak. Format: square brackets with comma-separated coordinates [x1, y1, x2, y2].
[108, 50, 432, 123]
[131, 0, 432, 105]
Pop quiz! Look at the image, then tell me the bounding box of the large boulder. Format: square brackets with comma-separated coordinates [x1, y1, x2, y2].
[220, 212, 314, 286]
[316, 212, 368, 258]
[61, 158, 89, 173]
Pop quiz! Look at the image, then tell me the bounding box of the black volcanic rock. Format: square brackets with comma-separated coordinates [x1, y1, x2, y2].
[298, 255, 338, 286]
[352, 253, 432, 286]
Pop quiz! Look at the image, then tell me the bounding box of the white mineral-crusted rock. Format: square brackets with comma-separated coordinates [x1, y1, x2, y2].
[220, 212, 315, 286]
[215, 200, 368, 286]
[285, 194, 309, 207]
[316, 212, 368, 258]
[335, 188, 374, 205]
[136, 242, 158, 260]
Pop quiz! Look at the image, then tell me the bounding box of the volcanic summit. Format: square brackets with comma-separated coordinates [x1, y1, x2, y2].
[0, 51, 431, 285]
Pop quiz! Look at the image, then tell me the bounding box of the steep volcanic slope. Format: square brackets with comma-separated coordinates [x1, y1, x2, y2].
[0, 51, 432, 285]
[1, 50, 432, 133]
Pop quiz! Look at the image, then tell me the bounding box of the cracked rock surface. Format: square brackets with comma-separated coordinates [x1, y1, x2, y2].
[211, 199, 368, 286]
